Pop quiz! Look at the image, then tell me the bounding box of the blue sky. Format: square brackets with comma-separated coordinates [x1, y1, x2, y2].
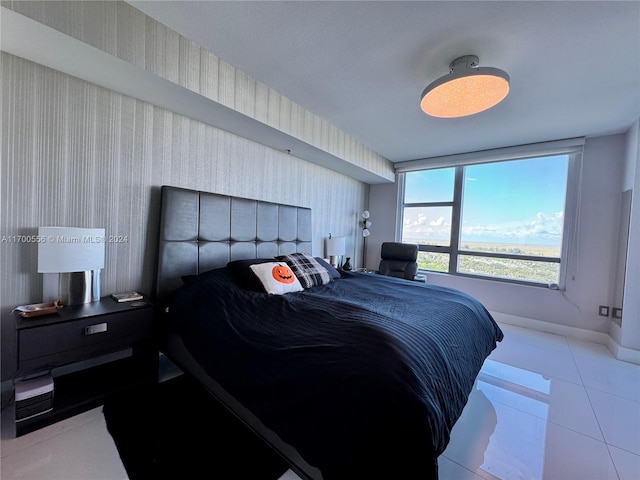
[403, 156, 569, 247]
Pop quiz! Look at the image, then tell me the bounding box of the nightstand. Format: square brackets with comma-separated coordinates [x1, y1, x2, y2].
[13, 297, 156, 437]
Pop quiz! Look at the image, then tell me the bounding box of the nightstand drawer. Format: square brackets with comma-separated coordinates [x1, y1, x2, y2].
[18, 309, 152, 371]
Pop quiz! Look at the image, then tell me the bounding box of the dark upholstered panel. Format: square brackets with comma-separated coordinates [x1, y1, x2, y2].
[160, 187, 199, 241]
[297, 209, 312, 242]
[231, 198, 258, 242]
[155, 186, 312, 299]
[199, 193, 231, 241]
[257, 202, 279, 241]
[278, 206, 297, 242]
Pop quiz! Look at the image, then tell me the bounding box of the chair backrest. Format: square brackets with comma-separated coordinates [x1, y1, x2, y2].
[378, 242, 419, 280]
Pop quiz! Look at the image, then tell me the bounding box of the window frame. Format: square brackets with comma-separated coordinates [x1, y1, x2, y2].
[396, 140, 583, 289]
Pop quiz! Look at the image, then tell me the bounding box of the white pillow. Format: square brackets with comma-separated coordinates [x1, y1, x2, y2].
[249, 262, 304, 295]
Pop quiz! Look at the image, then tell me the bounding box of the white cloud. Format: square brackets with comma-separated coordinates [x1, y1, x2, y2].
[429, 216, 445, 227]
[460, 211, 564, 245]
[401, 208, 564, 246]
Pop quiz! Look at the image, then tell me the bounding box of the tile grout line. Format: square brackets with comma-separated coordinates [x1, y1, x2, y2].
[567, 338, 623, 480]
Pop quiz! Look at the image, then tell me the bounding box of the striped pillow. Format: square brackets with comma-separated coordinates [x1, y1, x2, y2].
[277, 253, 332, 289]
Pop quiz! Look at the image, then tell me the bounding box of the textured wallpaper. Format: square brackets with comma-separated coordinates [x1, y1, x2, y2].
[0, 1, 393, 380]
[0, 53, 368, 379]
[0, 0, 394, 382]
[2, 0, 394, 181]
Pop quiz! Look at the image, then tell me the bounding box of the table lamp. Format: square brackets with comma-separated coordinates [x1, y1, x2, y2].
[325, 234, 345, 269]
[38, 227, 105, 305]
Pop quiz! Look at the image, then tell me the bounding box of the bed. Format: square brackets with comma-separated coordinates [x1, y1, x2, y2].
[153, 185, 503, 479]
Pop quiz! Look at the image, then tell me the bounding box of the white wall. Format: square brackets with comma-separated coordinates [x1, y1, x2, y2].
[611, 119, 640, 352]
[369, 134, 635, 344]
[364, 182, 398, 271]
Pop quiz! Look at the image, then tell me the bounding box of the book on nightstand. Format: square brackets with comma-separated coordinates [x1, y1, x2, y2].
[111, 291, 144, 302]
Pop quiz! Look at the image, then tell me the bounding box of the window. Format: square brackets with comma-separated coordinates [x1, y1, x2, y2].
[398, 141, 582, 287]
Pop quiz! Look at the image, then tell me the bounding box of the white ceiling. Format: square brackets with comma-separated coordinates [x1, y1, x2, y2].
[129, 1, 640, 163]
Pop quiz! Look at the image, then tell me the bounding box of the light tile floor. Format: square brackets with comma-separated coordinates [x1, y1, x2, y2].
[439, 323, 640, 480]
[0, 407, 127, 480]
[1, 323, 638, 479]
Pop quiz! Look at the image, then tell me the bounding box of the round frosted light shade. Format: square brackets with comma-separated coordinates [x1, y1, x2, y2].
[421, 66, 510, 118]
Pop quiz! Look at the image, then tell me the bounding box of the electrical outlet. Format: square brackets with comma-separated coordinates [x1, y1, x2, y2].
[598, 305, 609, 317]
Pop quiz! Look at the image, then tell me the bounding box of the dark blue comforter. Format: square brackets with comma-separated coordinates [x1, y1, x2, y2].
[165, 269, 503, 479]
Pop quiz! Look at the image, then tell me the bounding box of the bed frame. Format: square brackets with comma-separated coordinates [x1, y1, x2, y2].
[153, 185, 321, 479]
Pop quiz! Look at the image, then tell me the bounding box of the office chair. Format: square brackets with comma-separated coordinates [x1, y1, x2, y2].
[378, 242, 419, 280]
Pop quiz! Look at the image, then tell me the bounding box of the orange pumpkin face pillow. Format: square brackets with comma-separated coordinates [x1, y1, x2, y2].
[272, 264, 295, 284]
[249, 262, 303, 294]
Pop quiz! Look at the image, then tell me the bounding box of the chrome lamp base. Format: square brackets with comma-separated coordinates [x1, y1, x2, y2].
[59, 270, 101, 305]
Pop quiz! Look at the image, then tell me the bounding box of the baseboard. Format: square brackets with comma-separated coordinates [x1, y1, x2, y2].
[606, 337, 640, 365]
[490, 311, 610, 344]
[490, 311, 640, 365]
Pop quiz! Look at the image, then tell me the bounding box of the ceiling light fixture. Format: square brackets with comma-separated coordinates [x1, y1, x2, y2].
[420, 55, 510, 118]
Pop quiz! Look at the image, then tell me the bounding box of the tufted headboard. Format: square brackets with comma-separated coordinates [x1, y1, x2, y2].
[153, 186, 312, 299]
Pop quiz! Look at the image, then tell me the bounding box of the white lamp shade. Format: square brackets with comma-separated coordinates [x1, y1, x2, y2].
[325, 236, 345, 256]
[38, 227, 105, 273]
